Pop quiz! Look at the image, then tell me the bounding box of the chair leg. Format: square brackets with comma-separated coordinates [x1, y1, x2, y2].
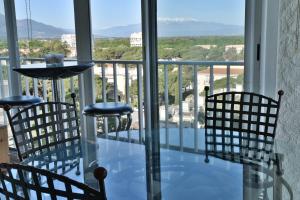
[76, 158, 81, 176]
[126, 113, 132, 131]
[116, 115, 122, 132]
[205, 154, 209, 163]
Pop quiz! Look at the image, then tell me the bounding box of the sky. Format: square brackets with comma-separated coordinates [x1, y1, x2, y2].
[9, 0, 245, 30]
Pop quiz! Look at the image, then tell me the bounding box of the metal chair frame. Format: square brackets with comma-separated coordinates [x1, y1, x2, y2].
[0, 163, 107, 200]
[204, 86, 284, 168]
[4, 93, 80, 162]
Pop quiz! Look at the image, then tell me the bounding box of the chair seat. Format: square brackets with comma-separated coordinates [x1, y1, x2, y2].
[0, 95, 41, 107]
[84, 102, 133, 116]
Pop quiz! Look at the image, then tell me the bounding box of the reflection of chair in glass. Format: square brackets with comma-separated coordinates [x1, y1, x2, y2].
[0, 163, 107, 200]
[4, 93, 80, 162]
[23, 140, 82, 176]
[204, 86, 284, 167]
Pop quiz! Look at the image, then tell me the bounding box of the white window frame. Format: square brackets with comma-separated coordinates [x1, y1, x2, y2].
[244, 0, 280, 98]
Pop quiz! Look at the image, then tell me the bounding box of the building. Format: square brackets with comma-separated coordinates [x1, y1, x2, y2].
[61, 34, 76, 48]
[130, 32, 142, 47]
[61, 34, 77, 57]
[225, 44, 244, 54]
[194, 45, 217, 49]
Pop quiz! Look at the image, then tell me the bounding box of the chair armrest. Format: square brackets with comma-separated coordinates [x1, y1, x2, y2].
[94, 167, 107, 199]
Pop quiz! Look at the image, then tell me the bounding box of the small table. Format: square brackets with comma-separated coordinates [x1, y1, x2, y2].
[13, 61, 94, 102]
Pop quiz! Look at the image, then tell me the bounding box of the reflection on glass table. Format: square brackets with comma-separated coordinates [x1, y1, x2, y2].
[18, 128, 293, 200]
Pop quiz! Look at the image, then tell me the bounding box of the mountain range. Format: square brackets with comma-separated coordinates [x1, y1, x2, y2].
[95, 19, 244, 37]
[0, 15, 244, 39]
[0, 14, 69, 39]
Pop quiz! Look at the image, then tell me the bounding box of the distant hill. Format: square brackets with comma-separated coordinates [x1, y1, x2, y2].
[94, 19, 244, 38]
[0, 15, 243, 39]
[0, 14, 69, 39]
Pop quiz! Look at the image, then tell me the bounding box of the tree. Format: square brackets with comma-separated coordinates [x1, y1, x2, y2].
[19, 39, 71, 58]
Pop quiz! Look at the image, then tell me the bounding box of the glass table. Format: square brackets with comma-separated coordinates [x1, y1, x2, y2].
[20, 129, 295, 200]
[14, 61, 93, 102]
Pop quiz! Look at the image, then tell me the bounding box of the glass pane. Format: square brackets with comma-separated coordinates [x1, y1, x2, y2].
[90, 0, 143, 135]
[14, 0, 76, 101]
[0, 1, 12, 150]
[157, 0, 245, 139]
[157, 0, 245, 198]
[0, 0, 9, 100]
[91, 0, 142, 60]
[15, 0, 76, 59]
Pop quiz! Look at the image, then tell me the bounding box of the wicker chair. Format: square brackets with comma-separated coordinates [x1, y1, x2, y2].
[0, 163, 107, 200]
[204, 86, 284, 167]
[4, 93, 80, 162]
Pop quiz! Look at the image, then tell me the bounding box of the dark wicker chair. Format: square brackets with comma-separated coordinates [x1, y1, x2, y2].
[4, 93, 80, 162]
[0, 163, 107, 200]
[204, 86, 284, 166]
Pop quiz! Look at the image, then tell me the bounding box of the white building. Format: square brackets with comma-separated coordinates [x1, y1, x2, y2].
[195, 45, 217, 49]
[130, 32, 142, 47]
[93, 64, 139, 95]
[225, 44, 244, 54]
[61, 34, 77, 57]
[61, 34, 76, 48]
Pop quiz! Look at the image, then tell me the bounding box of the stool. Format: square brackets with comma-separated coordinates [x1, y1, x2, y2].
[83, 102, 133, 131]
[0, 95, 41, 108]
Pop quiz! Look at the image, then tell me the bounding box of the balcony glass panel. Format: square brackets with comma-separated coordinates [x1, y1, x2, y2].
[14, 0, 77, 102]
[90, 0, 144, 136]
[157, 0, 245, 151]
[0, 1, 9, 125]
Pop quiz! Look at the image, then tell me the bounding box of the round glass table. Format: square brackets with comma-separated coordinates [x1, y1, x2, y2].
[19, 129, 295, 200]
[13, 61, 93, 102]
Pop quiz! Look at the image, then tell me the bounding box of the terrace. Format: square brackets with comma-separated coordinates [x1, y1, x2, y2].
[0, 0, 299, 200]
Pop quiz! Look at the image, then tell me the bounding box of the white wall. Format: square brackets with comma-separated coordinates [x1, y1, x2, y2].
[276, 0, 300, 198]
[277, 0, 300, 144]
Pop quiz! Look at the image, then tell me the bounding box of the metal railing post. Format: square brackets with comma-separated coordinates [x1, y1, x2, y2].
[137, 64, 144, 143]
[209, 64, 214, 95]
[178, 64, 183, 151]
[113, 63, 119, 139]
[101, 64, 108, 136]
[164, 64, 169, 147]
[193, 65, 198, 152]
[226, 64, 231, 92]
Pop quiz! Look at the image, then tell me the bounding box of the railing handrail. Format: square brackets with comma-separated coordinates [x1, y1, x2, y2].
[0, 56, 245, 154]
[94, 60, 244, 66]
[158, 60, 244, 66]
[94, 60, 143, 65]
[0, 57, 244, 66]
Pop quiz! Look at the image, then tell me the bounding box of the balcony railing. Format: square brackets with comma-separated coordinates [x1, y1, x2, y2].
[0, 57, 244, 153]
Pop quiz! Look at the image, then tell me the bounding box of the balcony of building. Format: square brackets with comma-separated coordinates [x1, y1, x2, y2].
[0, 0, 299, 200]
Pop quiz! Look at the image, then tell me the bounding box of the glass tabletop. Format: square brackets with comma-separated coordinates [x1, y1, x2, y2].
[20, 129, 294, 200]
[14, 61, 94, 79]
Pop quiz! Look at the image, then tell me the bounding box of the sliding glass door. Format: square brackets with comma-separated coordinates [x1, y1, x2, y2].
[157, 0, 246, 199]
